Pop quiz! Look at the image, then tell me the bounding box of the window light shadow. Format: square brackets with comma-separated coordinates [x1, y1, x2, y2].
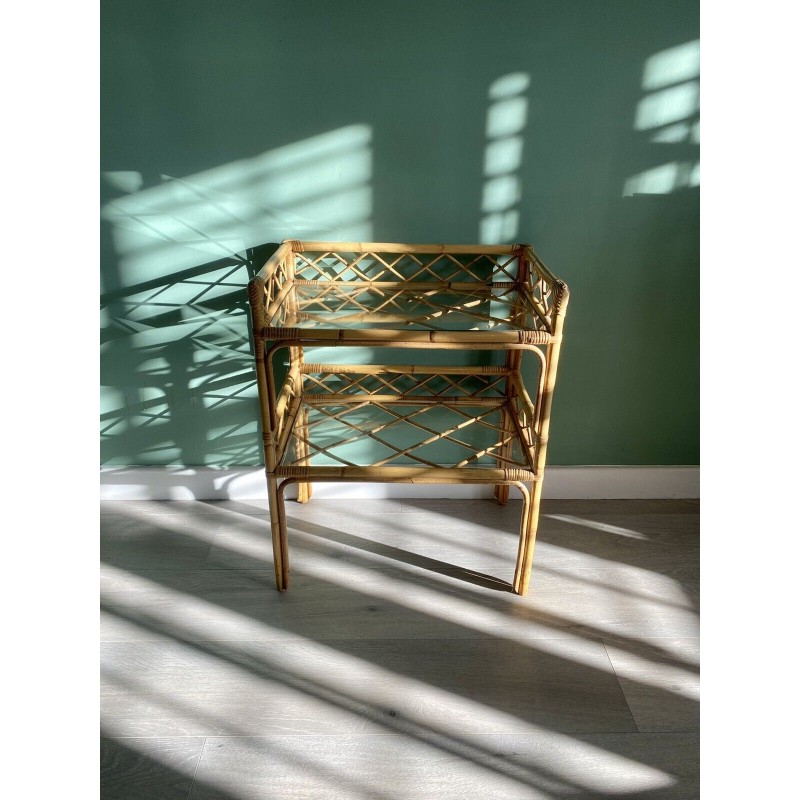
[479, 72, 529, 243]
[101, 503, 699, 681]
[101, 500, 699, 795]
[623, 40, 700, 197]
[101, 597, 684, 798]
[101, 125, 373, 287]
[101, 125, 373, 468]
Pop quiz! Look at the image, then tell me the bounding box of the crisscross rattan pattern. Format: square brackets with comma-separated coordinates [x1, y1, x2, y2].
[299, 365, 508, 399]
[293, 250, 520, 283]
[283, 399, 530, 471]
[249, 242, 565, 340]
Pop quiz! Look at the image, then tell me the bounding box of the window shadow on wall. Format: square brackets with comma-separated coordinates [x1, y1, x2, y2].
[101, 126, 372, 467]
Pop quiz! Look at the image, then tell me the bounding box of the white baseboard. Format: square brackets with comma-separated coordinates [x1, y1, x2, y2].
[100, 465, 699, 500]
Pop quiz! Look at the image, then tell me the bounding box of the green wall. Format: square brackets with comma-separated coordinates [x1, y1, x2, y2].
[101, 0, 699, 467]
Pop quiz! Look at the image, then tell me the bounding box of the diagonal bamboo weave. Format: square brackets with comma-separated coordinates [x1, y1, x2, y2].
[247, 241, 569, 596]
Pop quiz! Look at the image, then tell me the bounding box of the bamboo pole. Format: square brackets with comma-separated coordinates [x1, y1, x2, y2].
[522, 244, 560, 286]
[289, 241, 520, 255]
[293, 280, 507, 289]
[302, 394, 505, 405]
[275, 395, 303, 465]
[512, 281, 570, 596]
[264, 280, 295, 326]
[519, 285, 553, 332]
[254, 241, 293, 283]
[510, 371, 538, 432]
[274, 364, 301, 424]
[284, 248, 313, 502]
[267, 476, 288, 590]
[266, 339, 551, 356]
[512, 481, 533, 592]
[496, 249, 528, 504]
[274, 465, 536, 482]
[295, 405, 312, 503]
[300, 363, 508, 375]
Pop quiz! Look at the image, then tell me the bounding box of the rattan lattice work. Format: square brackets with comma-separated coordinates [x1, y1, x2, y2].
[247, 241, 569, 595]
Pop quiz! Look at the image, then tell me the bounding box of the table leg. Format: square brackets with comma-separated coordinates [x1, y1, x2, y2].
[296, 405, 313, 503]
[268, 475, 290, 591]
[494, 405, 513, 505]
[512, 480, 540, 596]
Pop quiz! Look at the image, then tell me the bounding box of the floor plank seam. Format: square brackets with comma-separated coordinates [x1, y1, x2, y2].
[600, 638, 642, 734]
[186, 736, 207, 800]
[199, 524, 227, 570]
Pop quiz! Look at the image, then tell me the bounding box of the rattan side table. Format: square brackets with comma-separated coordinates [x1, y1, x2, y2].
[247, 241, 569, 595]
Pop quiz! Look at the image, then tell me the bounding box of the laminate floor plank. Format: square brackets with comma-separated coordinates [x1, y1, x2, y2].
[101, 555, 698, 645]
[100, 734, 205, 800]
[189, 731, 699, 800]
[203, 500, 699, 563]
[203, 504, 698, 589]
[603, 637, 700, 732]
[101, 513, 220, 572]
[101, 635, 638, 737]
[100, 499, 700, 798]
[400, 497, 698, 515]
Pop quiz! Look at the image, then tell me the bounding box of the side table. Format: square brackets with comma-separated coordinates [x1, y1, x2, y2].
[247, 241, 569, 595]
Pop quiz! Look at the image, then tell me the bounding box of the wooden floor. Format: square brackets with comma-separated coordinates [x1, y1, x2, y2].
[100, 498, 699, 799]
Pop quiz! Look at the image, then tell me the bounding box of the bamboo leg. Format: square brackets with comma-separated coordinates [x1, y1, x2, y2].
[512, 283, 568, 595]
[494, 485, 510, 505]
[494, 404, 512, 505]
[495, 348, 521, 504]
[288, 317, 312, 502]
[275, 479, 291, 589]
[512, 480, 539, 595]
[267, 476, 289, 591]
[296, 405, 313, 503]
[498, 250, 527, 506]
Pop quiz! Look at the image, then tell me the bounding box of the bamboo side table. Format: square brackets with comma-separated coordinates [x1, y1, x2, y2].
[247, 241, 569, 595]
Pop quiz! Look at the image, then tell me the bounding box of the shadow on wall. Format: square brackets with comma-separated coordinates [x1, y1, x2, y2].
[479, 73, 530, 243]
[101, 0, 699, 469]
[622, 41, 700, 196]
[100, 126, 372, 466]
[100, 99, 533, 468]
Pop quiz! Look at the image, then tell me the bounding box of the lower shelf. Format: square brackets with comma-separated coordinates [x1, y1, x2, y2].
[275, 395, 537, 483]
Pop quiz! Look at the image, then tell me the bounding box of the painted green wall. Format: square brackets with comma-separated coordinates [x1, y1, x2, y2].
[101, 0, 699, 467]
